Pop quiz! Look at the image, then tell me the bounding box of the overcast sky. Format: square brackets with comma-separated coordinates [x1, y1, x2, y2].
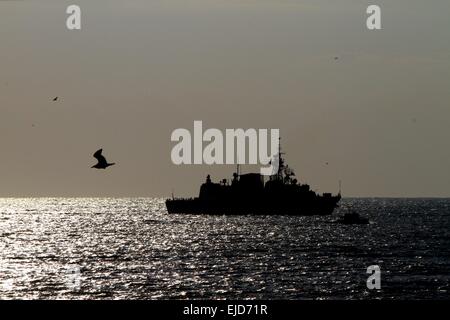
[0, 0, 449, 197]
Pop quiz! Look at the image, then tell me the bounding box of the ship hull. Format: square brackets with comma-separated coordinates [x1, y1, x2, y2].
[166, 197, 340, 216]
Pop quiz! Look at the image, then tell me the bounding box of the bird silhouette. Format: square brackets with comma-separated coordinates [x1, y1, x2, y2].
[53, 97, 58, 101]
[91, 149, 115, 169]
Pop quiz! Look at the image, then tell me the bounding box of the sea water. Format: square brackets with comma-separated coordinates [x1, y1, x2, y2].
[0, 198, 448, 299]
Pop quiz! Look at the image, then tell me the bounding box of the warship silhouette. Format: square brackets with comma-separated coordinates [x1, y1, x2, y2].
[166, 143, 341, 215]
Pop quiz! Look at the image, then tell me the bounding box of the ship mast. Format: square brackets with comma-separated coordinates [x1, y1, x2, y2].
[277, 137, 285, 180]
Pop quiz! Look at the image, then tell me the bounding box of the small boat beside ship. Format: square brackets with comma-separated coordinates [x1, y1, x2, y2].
[334, 211, 369, 225]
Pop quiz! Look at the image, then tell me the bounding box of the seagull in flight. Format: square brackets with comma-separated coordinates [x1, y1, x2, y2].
[91, 149, 115, 169]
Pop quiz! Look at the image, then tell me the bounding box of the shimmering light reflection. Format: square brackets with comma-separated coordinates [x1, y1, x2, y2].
[0, 198, 449, 299]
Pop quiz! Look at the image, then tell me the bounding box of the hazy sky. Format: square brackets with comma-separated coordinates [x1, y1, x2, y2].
[0, 0, 449, 197]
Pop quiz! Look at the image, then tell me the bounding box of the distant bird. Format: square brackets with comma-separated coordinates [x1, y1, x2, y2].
[91, 149, 115, 169]
[53, 97, 58, 101]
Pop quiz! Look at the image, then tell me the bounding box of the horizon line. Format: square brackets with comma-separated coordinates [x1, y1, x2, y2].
[1, 195, 450, 199]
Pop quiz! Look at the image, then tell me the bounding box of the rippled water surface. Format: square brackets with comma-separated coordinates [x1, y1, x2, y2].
[0, 198, 449, 299]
